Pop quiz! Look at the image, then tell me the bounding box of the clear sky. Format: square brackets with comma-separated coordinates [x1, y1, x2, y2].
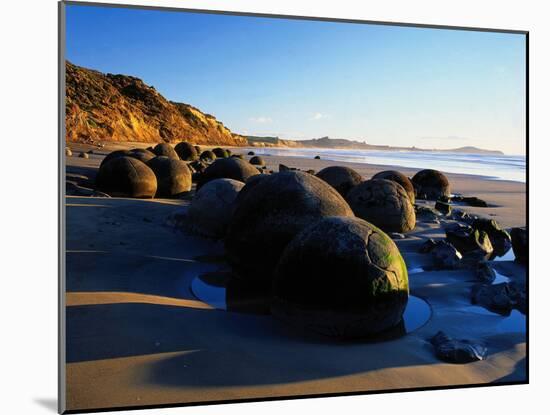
[65, 4, 526, 155]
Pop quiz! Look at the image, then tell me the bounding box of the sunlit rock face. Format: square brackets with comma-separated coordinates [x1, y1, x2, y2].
[272, 216, 409, 339]
[197, 157, 260, 190]
[146, 156, 192, 198]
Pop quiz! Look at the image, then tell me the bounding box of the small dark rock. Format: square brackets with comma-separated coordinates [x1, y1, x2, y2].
[415, 205, 440, 222]
[431, 240, 462, 269]
[452, 195, 488, 207]
[430, 331, 487, 364]
[435, 200, 452, 215]
[418, 238, 437, 253]
[476, 262, 496, 284]
[471, 282, 522, 315]
[248, 151, 255, 156]
[390, 232, 406, 239]
[314, 155, 321, 160]
[511, 227, 527, 265]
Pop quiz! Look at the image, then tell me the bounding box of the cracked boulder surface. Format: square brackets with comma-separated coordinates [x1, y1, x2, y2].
[345, 179, 416, 233]
[225, 171, 354, 281]
[315, 166, 363, 197]
[372, 170, 415, 204]
[272, 216, 409, 338]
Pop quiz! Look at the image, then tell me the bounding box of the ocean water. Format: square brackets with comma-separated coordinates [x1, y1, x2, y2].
[247, 147, 526, 183]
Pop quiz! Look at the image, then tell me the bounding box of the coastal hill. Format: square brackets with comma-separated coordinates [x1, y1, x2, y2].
[65, 61, 247, 146]
[247, 136, 504, 155]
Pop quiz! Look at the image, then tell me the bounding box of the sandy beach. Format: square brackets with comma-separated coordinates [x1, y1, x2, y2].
[64, 142, 526, 412]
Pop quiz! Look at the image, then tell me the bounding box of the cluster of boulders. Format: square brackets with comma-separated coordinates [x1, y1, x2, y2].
[93, 141, 242, 199]
[186, 167, 410, 339]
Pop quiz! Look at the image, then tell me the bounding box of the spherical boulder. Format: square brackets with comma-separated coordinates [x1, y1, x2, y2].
[152, 143, 179, 159]
[372, 170, 415, 203]
[100, 149, 132, 168]
[146, 156, 192, 198]
[194, 145, 201, 154]
[249, 156, 265, 166]
[316, 166, 363, 197]
[345, 179, 416, 233]
[174, 141, 198, 161]
[187, 178, 245, 238]
[272, 216, 409, 338]
[225, 171, 354, 280]
[78, 152, 89, 159]
[128, 148, 156, 164]
[200, 150, 216, 162]
[95, 156, 157, 198]
[412, 169, 451, 200]
[212, 147, 229, 158]
[197, 157, 260, 190]
[65, 147, 72, 157]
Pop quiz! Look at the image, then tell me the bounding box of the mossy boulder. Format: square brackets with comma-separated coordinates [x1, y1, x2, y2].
[152, 143, 179, 159]
[197, 157, 260, 190]
[372, 170, 415, 203]
[316, 166, 363, 197]
[249, 156, 265, 166]
[174, 141, 198, 161]
[95, 156, 157, 198]
[146, 156, 192, 198]
[412, 169, 451, 200]
[200, 150, 216, 162]
[187, 178, 245, 238]
[225, 171, 354, 281]
[272, 216, 409, 338]
[345, 179, 416, 233]
[212, 147, 229, 158]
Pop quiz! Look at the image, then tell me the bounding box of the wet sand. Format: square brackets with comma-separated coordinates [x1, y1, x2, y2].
[64, 142, 527, 412]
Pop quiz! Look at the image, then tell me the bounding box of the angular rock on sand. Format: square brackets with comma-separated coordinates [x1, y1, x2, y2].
[431, 240, 462, 269]
[345, 179, 416, 233]
[472, 218, 512, 256]
[272, 216, 409, 339]
[187, 178, 245, 238]
[152, 143, 179, 159]
[225, 171, 354, 281]
[315, 166, 363, 197]
[445, 223, 493, 256]
[174, 141, 198, 161]
[430, 331, 487, 364]
[197, 157, 260, 190]
[435, 200, 452, 216]
[146, 156, 192, 198]
[372, 170, 415, 203]
[412, 169, 451, 200]
[95, 156, 157, 198]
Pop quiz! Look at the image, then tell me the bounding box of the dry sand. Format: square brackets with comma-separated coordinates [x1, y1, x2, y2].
[64, 142, 527, 412]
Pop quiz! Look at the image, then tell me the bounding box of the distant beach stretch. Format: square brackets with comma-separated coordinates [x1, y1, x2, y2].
[246, 147, 526, 183]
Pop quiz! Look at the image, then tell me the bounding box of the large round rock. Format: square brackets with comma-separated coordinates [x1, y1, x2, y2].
[372, 170, 415, 203]
[197, 157, 260, 190]
[146, 156, 192, 198]
[100, 149, 132, 168]
[249, 156, 265, 166]
[272, 216, 409, 338]
[128, 148, 156, 164]
[96, 156, 157, 198]
[200, 150, 216, 162]
[187, 179, 245, 238]
[345, 179, 416, 233]
[412, 169, 451, 200]
[152, 143, 179, 159]
[174, 141, 198, 161]
[315, 166, 363, 197]
[212, 147, 229, 158]
[225, 171, 354, 280]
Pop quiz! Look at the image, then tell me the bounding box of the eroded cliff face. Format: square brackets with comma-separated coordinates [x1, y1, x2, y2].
[65, 61, 247, 146]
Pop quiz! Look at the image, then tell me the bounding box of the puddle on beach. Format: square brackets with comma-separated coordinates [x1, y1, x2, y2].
[191, 272, 432, 338]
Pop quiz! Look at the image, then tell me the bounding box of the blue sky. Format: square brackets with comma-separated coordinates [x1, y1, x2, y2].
[66, 5, 526, 155]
